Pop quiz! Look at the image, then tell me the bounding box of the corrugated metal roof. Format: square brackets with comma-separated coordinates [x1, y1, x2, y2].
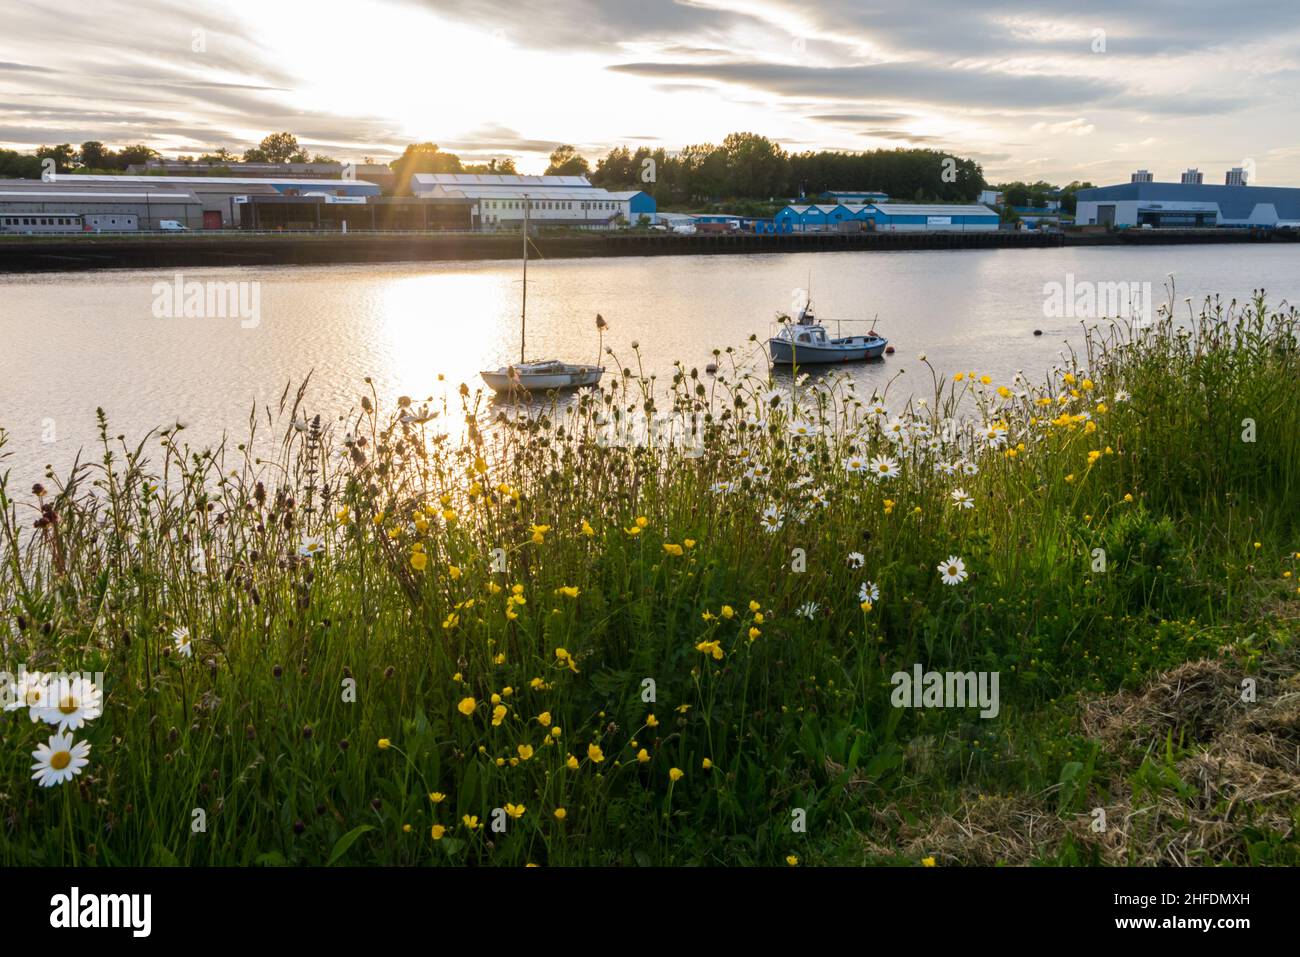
[0, 190, 199, 201]
[415, 173, 592, 188]
[1076, 182, 1300, 221]
[59, 174, 376, 188]
[872, 204, 997, 215]
[425, 185, 634, 202]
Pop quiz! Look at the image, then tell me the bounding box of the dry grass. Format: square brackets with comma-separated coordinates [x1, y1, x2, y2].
[888, 647, 1300, 865]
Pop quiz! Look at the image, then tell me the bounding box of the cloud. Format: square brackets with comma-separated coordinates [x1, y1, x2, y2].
[0, 61, 59, 74]
[810, 112, 910, 124]
[398, 0, 747, 51]
[609, 59, 1123, 110]
[859, 128, 942, 143]
[440, 124, 564, 154]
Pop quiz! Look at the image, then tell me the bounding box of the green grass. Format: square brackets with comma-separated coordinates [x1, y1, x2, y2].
[1, 293, 1298, 866]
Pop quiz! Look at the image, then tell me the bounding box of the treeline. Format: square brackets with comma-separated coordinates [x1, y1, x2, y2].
[0, 142, 159, 177]
[588, 133, 985, 206]
[994, 180, 1096, 216]
[0, 133, 339, 178]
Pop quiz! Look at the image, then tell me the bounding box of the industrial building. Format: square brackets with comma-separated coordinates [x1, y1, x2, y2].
[1075, 175, 1300, 228]
[238, 195, 477, 231]
[0, 173, 381, 229]
[773, 204, 874, 232]
[127, 159, 396, 191]
[869, 203, 999, 232]
[0, 179, 203, 232]
[775, 202, 998, 232]
[412, 173, 655, 228]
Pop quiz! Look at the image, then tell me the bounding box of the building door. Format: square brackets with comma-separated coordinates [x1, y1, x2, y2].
[1097, 204, 1115, 226]
[203, 210, 223, 229]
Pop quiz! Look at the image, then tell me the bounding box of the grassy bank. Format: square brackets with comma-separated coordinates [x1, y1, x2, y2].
[2, 293, 1298, 866]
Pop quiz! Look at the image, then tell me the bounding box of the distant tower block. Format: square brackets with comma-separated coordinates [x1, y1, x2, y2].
[1131, 169, 1154, 183]
[1225, 167, 1249, 186]
[1180, 169, 1203, 185]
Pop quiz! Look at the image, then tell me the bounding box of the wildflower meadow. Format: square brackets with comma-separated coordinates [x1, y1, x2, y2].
[2, 293, 1298, 866]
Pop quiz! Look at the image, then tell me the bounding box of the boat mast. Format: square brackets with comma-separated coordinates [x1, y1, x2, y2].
[520, 193, 528, 364]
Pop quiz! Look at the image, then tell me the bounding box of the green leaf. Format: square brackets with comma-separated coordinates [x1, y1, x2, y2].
[326, 825, 374, 866]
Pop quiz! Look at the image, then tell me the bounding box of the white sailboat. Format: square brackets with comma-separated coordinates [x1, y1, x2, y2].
[480, 195, 605, 394]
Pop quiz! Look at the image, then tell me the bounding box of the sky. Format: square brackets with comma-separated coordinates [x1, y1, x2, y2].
[2, 0, 1299, 186]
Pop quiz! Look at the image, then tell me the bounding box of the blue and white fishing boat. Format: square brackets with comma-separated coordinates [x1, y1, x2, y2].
[767, 303, 888, 365]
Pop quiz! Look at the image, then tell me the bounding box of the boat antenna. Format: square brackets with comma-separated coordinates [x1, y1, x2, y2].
[520, 193, 529, 365]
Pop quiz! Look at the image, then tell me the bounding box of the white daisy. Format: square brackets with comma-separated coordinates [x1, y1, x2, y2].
[710, 480, 733, 495]
[844, 454, 869, 474]
[846, 552, 865, 569]
[30, 732, 92, 788]
[935, 461, 958, 476]
[961, 460, 980, 476]
[950, 488, 975, 510]
[795, 601, 819, 621]
[1114, 389, 1130, 403]
[859, 581, 880, 604]
[298, 536, 325, 558]
[172, 626, 194, 658]
[32, 675, 103, 731]
[938, 556, 969, 586]
[759, 504, 783, 533]
[868, 455, 901, 480]
[5, 670, 47, 713]
[883, 418, 910, 443]
[983, 422, 1009, 448]
[788, 420, 820, 438]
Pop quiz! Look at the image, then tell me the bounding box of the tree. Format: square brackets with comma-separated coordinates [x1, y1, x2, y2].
[719, 132, 789, 198]
[199, 147, 237, 164]
[545, 145, 590, 177]
[463, 157, 518, 174]
[1057, 181, 1094, 215]
[35, 144, 77, 173]
[389, 142, 463, 194]
[258, 132, 301, 163]
[242, 147, 268, 162]
[590, 146, 635, 187]
[79, 141, 111, 169]
[1001, 182, 1031, 208]
[114, 144, 159, 169]
[0, 148, 43, 179]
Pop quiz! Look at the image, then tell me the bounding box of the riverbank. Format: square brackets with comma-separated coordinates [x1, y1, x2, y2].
[2, 296, 1297, 865]
[0, 226, 1292, 273]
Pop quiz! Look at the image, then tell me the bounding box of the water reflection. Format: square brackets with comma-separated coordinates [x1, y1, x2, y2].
[1, 244, 1296, 483]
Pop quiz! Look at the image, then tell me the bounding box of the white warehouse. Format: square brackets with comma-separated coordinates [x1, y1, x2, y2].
[411, 173, 655, 229]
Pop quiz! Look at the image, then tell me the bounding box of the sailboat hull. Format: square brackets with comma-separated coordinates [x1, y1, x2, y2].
[481, 363, 604, 393]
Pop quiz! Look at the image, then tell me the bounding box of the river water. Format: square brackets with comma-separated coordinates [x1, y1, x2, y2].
[1, 244, 1296, 483]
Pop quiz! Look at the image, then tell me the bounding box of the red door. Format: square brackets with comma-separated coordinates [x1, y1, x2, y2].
[203, 210, 223, 229]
